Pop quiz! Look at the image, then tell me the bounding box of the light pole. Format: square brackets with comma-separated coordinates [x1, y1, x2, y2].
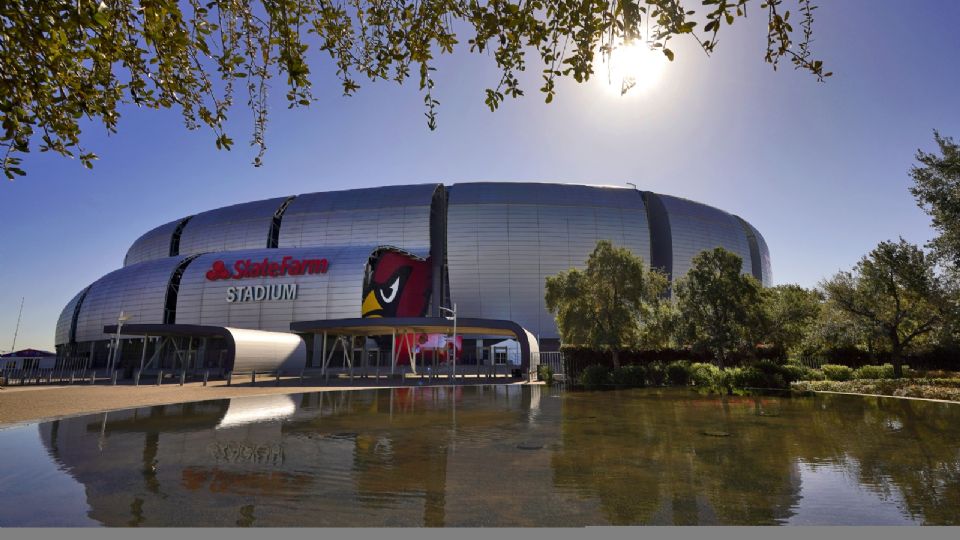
[110, 311, 130, 373]
[439, 304, 457, 383]
[626, 182, 637, 190]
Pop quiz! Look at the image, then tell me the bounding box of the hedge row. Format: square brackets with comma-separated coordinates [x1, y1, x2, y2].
[576, 360, 816, 392]
[791, 379, 960, 402]
[561, 347, 960, 381]
[561, 347, 780, 381]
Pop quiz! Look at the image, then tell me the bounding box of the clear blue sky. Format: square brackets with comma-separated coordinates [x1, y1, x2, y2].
[2, 0, 959, 351]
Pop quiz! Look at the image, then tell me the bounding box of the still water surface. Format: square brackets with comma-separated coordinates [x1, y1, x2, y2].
[0, 386, 958, 526]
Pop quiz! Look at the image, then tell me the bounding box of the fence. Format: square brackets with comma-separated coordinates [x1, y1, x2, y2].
[533, 351, 566, 382]
[0, 367, 102, 386]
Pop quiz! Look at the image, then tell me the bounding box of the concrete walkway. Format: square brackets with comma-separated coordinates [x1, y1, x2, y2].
[0, 376, 538, 427]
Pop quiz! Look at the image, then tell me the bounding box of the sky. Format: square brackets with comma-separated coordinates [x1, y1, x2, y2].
[2, 0, 959, 351]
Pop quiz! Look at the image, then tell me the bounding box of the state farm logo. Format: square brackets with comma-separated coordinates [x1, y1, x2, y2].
[206, 261, 232, 280]
[205, 256, 329, 281]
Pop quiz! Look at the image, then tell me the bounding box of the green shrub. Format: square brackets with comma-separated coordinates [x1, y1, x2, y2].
[730, 366, 766, 388]
[690, 362, 722, 387]
[724, 367, 748, 389]
[666, 361, 691, 386]
[822, 364, 854, 381]
[726, 360, 789, 388]
[806, 368, 826, 381]
[611, 365, 646, 387]
[780, 364, 809, 383]
[645, 362, 667, 386]
[579, 365, 611, 389]
[852, 364, 895, 380]
[756, 360, 789, 387]
[538, 364, 554, 385]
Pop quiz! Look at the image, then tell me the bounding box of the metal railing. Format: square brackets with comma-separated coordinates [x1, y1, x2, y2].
[532, 351, 566, 382]
[1, 367, 100, 386]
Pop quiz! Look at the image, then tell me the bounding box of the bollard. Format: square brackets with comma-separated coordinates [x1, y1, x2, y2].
[251, 371, 256, 385]
[156, 370, 163, 386]
[203, 370, 209, 387]
[70, 371, 75, 385]
[111, 370, 118, 385]
[135, 370, 141, 387]
[275, 372, 281, 386]
[227, 371, 232, 387]
[89, 370, 96, 385]
[180, 371, 186, 386]
[299, 370, 304, 384]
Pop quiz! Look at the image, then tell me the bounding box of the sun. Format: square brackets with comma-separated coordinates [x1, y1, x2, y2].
[598, 41, 669, 96]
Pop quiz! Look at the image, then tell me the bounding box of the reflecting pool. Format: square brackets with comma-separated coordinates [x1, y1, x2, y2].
[0, 386, 958, 526]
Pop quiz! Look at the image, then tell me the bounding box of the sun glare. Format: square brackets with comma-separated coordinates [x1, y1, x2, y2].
[599, 41, 668, 97]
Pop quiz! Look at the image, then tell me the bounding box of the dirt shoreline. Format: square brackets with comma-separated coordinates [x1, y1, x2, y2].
[0, 378, 535, 428]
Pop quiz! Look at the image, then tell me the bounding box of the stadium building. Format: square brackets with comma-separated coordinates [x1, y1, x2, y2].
[54, 182, 771, 377]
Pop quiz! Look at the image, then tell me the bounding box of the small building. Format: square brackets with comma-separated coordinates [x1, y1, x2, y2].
[1, 349, 57, 371]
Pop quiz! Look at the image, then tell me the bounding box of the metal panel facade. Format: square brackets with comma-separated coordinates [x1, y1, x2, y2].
[658, 194, 753, 282]
[177, 197, 288, 257]
[124, 219, 179, 266]
[175, 247, 376, 332]
[446, 183, 652, 339]
[58, 182, 773, 350]
[277, 184, 437, 258]
[74, 257, 188, 343]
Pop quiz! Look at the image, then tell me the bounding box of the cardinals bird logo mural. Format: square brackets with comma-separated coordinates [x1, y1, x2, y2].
[362, 248, 432, 318]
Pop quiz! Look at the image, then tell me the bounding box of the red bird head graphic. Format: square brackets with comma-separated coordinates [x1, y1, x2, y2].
[362, 248, 432, 318]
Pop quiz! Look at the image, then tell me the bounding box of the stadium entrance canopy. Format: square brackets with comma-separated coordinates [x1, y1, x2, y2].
[290, 317, 540, 376]
[103, 324, 305, 375]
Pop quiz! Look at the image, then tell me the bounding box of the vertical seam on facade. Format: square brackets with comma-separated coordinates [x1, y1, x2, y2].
[735, 215, 763, 283]
[163, 254, 201, 325]
[641, 191, 673, 283]
[268, 196, 297, 249]
[170, 215, 194, 257]
[68, 286, 91, 344]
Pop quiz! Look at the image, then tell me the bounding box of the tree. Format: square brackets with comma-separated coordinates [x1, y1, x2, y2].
[821, 238, 949, 378]
[909, 131, 960, 270]
[798, 298, 883, 363]
[635, 269, 677, 351]
[1, 1, 831, 179]
[674, 247, 764, 367]
[545, 239, 667, 369]
[760, 284, 822, 361]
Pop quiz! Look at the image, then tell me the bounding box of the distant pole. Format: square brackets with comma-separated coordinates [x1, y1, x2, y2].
[109, 311, 130, 373]
[10, 297, 23, 352]
[440, 303, 457, 382]
[452, 303, 457, 381]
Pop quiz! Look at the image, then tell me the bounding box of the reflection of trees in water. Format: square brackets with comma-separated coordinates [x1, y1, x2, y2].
[552, 390, 960, 525]
[791, 394, 960, 525]
[29, 387, 960, 526]
[551, 390, 801, 525]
